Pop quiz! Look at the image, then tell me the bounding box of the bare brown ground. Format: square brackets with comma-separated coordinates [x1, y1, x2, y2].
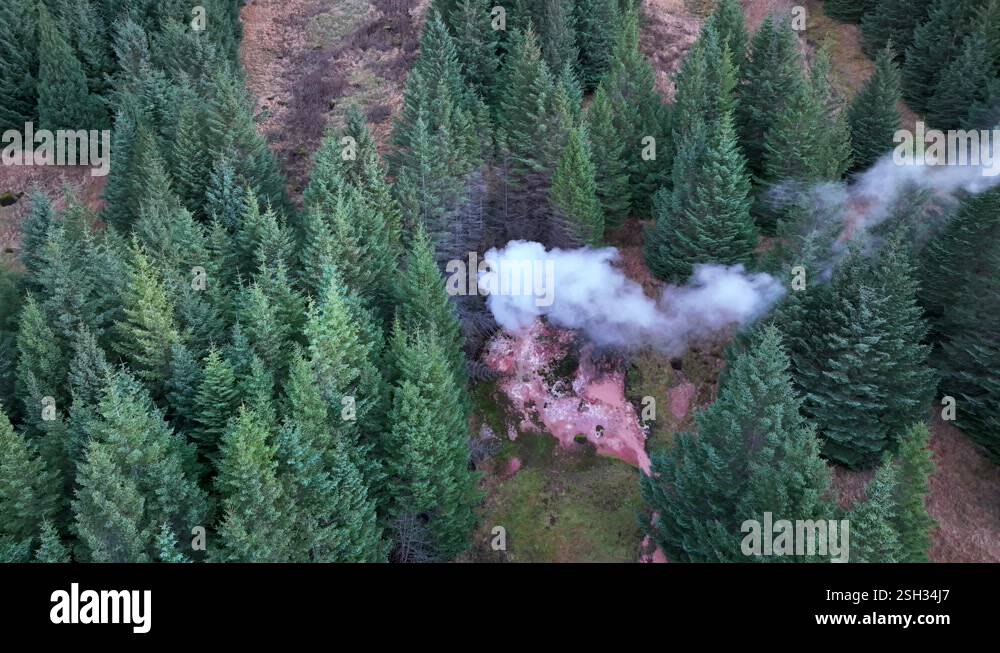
[0, 164, 105, 257]
[800, 0, 920, 129]
[240, 0, 429, 199]
[640, 0, 703, 102]
[831, 415, 1000, 563]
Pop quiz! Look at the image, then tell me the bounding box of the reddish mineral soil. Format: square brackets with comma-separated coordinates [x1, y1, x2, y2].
[668, 382, 697, 420]
[485, 320, 652, 474]
[502, 457, 523, 480]
[639, 535, 669, 563]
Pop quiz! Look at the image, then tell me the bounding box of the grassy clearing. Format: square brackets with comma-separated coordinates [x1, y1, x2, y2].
[626, 349, 677, 449]
[471, 437, 644, 563]
[466, 378, 645, 562]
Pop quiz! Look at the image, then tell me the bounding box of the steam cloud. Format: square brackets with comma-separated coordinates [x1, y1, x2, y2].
[847, 153, 1000, 231]
[480, 241, 786, 356]
[772, 152, 1000, 240]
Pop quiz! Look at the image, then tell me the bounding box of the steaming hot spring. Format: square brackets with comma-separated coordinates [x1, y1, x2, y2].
[484, 319, 652, 473]
[477, 241, 788, 474]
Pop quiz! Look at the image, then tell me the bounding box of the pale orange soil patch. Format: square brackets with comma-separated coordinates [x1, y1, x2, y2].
[485, 320, 652, 473]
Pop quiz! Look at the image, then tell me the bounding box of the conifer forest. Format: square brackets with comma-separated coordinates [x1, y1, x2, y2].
[0, 0, 998, 569]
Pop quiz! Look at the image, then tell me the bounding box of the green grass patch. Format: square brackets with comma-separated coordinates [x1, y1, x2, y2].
[626, 348, 676, 448]
[478, 439, 644, 562]
[308, 0, 372, 45]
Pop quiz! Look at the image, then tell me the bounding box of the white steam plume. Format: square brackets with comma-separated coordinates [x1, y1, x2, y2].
[772, 151, 1000, 240]
[480, 241, 786, 357]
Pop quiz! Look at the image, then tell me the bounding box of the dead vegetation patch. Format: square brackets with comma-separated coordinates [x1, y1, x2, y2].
[831, 414, 1000, 563]
[240, 0, 430, 200]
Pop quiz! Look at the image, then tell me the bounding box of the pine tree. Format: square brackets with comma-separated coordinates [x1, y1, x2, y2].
[893, 423, 937, 562]
[233, 190, 295, 279]
[642, 327, 835, 562]
[236, 282, 292, 379]
[204, 64, 289, 213]
[303, 266, 389, 487]
[155, 522, 191, 563]
[67, 325, 112, 410]
[920, 193, 989, 335]
[538, 0, 578, 80]
[33, 207, 120, 345]
[585, 85, 631, 230]
[36, 2, 103, 130]
[0, 0, 38, 131]
[15, 294, 65, 433]
[386, 327, 479, 559]
[102, 122, 164, 232]
[781, 241, 935, 468]
[848, 460, 903, 562]
[538, 74, 579, 173]
[927, 30, 997, 130]
[394, 226, 468, 395]
[191, 347, 240, 470]
[597, 7, 670, 215]
[150, 16, 224, 86]
[574, 0, 618, 89]
[100, 104, 142, 232]
[390, 10, 479, 193]
[824, 0, 875, 23]
[278, 351, 388, 562]
[902, 0, 981, 115]
[34, 520, 70, 563]
[74, 444, 151, 563]
[549, 126, 604, 245]
[737, 15, 804, 177]
[709, 0, 749, 75]
[18, 192, 54, 285]
[73, 370, 207, 562]
[164, 342, 202, 436]
[452, 0, 500, 102]
[848, 44, 902, 171]
[212, 406, 293, 562]
[113, 243, 182, 394]
[204, 158, 247, 233]
[861, 0, 935, 60]
[0, 405, 58, 543]
[965, 76, 1000, 130]
[302, 136, 398, 317]
[495, 27, 556, 177]
[924, 191, 1000, 461]
[56, 0, 113, 112]
[762, 54, 852, 185]
[131, 150, 210, 279]
[170, 82, 212, 217]
[0, 270, 22, 416]
[646, 111, 756, 281]
[811, 50, 855, 177]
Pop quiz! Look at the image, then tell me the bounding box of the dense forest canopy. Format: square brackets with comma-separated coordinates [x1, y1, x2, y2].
[0, 0, 997, 563]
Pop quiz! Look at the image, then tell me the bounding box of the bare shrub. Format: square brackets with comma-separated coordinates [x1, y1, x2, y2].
[390, 512, 439, 564]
